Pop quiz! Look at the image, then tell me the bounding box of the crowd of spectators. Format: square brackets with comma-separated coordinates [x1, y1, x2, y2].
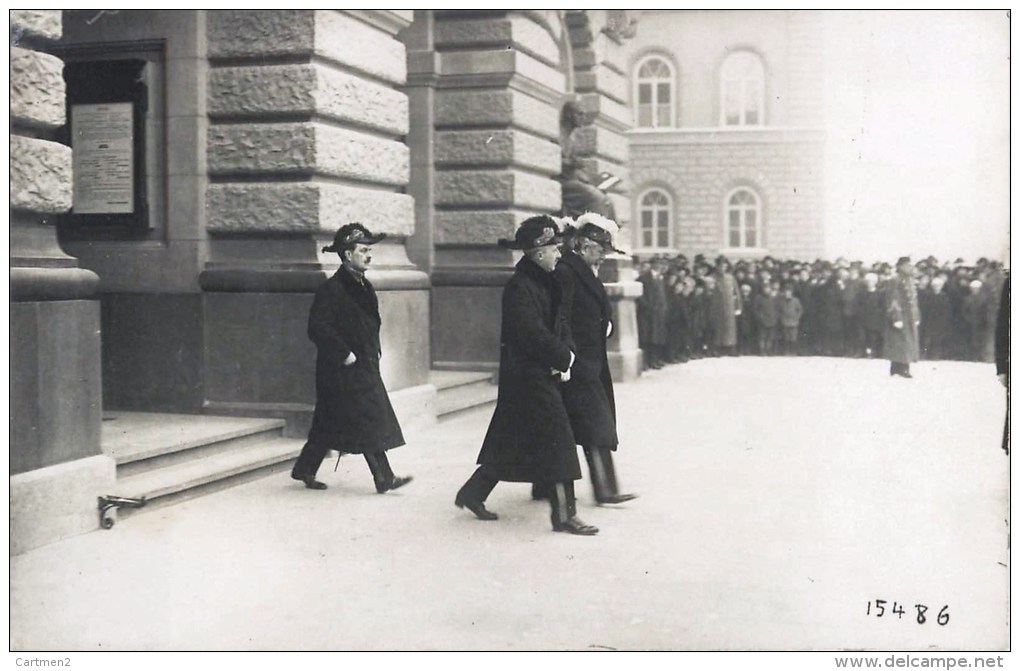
[635, 253, 1008, 370]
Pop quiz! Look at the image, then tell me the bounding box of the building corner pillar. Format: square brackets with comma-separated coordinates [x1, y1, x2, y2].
[10, 9, 115, 555]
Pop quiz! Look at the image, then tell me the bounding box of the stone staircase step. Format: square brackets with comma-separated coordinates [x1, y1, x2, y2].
[113, 437, 303, 518]
[430, 370, 498, 418]
[103, 412, 286, 478]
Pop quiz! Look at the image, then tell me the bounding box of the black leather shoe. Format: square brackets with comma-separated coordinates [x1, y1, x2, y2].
[376, 475, 413, 494]
[597, 493, 638, 505]
[291, 470, 327, 490]
[552, 517, 598, 535]
[455, 493, 498, 520]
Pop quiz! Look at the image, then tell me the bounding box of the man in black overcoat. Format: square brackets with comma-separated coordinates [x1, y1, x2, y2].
[995, 276, 1009, 455]
[556, 214, 637, 506]
[290, 223, 413, 493]
[884, 256, 921, 378]
[455, 215, 598, 536]
[821, 267, 847, 357]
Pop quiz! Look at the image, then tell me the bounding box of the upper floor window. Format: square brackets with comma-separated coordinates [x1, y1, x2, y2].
[720, 51, 765, 127]
[638, 188, 673, 249]
[725, 188, 762, 248]
[634, 56, 675, 128]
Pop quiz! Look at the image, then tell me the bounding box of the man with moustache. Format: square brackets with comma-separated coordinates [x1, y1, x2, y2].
[290, 223, 413, 493]
[455, 215, 597, 535]
[556, 213, 638, 506]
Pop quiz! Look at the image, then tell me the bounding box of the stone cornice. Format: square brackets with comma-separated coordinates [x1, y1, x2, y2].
[11, 267, 100, 302]
[404, 50, 440, 88]
[343, 10, 413, 37]
[435, 49, 566, 106]
[200, 267, 430, 293]
[628, 127, 827, 145]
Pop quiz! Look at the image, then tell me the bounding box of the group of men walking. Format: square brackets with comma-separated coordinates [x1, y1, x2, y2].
[291, 215, 635, 536]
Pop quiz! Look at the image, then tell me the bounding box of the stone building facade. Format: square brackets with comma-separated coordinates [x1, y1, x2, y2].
[624, 10, 826, 259]
[9, 9, 642, 553]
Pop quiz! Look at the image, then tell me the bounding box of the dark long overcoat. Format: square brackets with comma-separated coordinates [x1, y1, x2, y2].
[821, 279, 846, 333]
[307, 267, 404, 453]
[883, 275, 920, 364]
[556, 251, 619, 449]
[858, 289, 886, 333]
[638, 272, 668, 346]
[919, 289, 952, 345]
[476, 257, 581, 483]
[709, 271, 741, 347]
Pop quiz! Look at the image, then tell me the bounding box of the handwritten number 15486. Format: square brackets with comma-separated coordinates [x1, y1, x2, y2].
[866, 600, 949, 625]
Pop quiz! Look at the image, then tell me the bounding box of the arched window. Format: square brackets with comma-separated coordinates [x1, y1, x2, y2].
[634, 56, 675, 128]
[638, 188, 673, 249]
[720, 51, 765, 126]
[725, 188, 762, 248]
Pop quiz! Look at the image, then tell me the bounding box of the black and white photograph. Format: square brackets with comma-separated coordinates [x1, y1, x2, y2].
[8, 7, 1011, 664]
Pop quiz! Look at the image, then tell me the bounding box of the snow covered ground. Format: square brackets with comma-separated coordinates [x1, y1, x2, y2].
[10, 356, 1009, 651]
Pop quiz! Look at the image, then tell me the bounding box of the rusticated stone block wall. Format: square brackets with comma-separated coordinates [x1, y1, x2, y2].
[201, 10, 432, 423]
[10, 9, 112, 555]
[431, 11, 566, 251]
[9, 14, 72, 223]
[566, 10, 634, 231]
[205, 10, 415, 240]
[428, 10, 571, 369]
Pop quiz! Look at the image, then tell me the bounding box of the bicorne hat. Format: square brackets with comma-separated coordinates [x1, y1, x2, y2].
[497, 215, 562, 250]
[322, 222, 386, 253]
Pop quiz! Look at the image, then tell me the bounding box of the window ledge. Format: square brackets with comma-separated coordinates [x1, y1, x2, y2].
[633, 247, 680, 256]
[718, 247, 770, 257]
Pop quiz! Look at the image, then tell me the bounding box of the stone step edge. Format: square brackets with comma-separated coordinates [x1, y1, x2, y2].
[436, 383, 499, 416]
[429, 370, 495, 391]
[113, 438, 303, 501]
[109, 418, 287, 466]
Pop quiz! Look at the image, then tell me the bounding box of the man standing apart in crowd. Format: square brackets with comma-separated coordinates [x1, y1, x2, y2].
[884, 256, 921, 378]
[455, 215, 598, 536]
[995, 276, 1009, 455]
[291, 224, 413, 492]
[557, 213, 638, 506]
[638, 258, 669, 369]
[711, 257, 743, 356]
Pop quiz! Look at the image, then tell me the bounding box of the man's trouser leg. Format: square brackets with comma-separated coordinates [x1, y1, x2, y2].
[364, 451, 394, 490]
[293, 439, 329, 478]
[547, 480, 577, 527]
[458, 466, 499, 504]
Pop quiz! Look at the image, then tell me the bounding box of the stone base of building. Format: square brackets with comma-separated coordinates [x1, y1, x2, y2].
[100, 293, 205, 414]
[430, 274, 507, 370]
[608, 349, 643, 382]
[10, 297, 103, 474]
[10, 454, 116, 556]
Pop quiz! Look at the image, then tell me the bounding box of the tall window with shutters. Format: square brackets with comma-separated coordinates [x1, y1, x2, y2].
[638, 189, 673, 250]
[725, 188, 762, 249]
[720, 51, 765, 127]
[634, 56, 675, 129]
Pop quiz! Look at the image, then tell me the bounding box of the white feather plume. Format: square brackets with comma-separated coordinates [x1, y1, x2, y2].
[575, 211, 619, 236]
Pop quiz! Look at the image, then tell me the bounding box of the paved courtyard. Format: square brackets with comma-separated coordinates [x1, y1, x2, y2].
[10, 356, 1009, 651]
